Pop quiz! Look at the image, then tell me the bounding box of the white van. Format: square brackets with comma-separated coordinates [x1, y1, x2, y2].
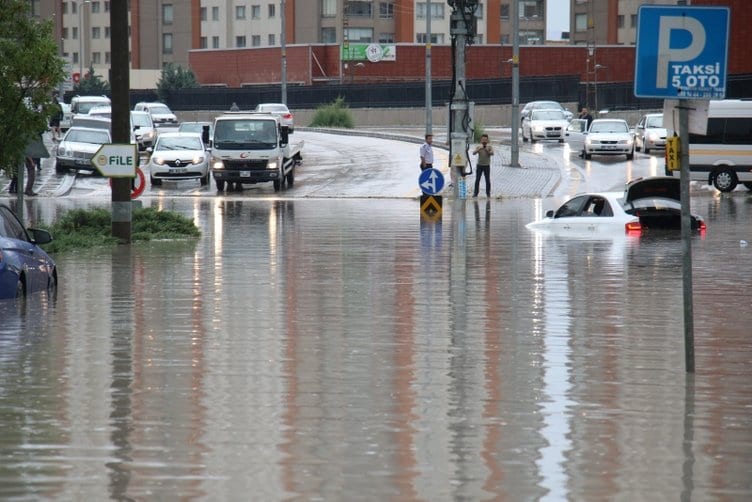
[70, 95, 111, 117]
[668, 100, 752, 192]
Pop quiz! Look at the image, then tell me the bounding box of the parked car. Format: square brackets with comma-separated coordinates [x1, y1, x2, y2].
[565, 118, 635, 160]
[520, 100, 573, 125]
[254, 103, 294, 133]
[87, 105, 111, 118]
[146, 132, 210, 186]
[0, 204, 57, 300]
[131, 110, 157, 151]
[70, 95, 111, 117]
[521, 109, 569, 143]
[634, 113, 668, 154]
[178, 121, 213, 143]
[526, 176, 706, 236]
[59, 102, 72, 132]
[133, 102, 178, 128]
[55, 126, 112, 174]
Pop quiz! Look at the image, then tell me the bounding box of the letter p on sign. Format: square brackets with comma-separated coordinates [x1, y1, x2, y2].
[634, 5, 729, 100]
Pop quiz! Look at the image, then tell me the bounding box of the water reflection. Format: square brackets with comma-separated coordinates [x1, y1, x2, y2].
[0, 196, 750, 500]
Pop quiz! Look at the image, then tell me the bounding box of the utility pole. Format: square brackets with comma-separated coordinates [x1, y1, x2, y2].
[425, 1, 432, 135]
[110, 0, 131, 241]
[281, 0, 287, 104]
[510, 0, 520, 167]
[447, 0, 478, 198]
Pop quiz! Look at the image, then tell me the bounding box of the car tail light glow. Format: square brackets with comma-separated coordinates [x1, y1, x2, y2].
[625, 221, 642, 235]
[283, 113, 293, 119]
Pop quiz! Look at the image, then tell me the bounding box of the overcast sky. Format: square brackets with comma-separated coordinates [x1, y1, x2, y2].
[547, 0, 571, 40]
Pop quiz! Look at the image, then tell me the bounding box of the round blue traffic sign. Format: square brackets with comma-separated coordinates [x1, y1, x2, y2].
[418, 168, 445, 195]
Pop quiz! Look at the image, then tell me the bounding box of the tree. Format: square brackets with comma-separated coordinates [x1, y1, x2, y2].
[74, 64, 110, 94]
[156, 63, 199, 102]
[0, 1, 65, 178]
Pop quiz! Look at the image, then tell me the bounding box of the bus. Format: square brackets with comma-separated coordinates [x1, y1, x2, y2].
[666, 99, 752, 192]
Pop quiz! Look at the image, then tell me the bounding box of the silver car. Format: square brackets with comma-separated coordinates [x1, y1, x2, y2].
[55, 126, 112, 175]
[521, 109, 569, 143]
[146, 132, 209, 186]
[254, 103, 294, 133]
[634, 113, 668, 154]
[131, 111, 157, 151]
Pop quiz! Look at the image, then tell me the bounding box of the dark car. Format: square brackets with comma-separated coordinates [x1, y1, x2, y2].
[0, 204, 57, 299]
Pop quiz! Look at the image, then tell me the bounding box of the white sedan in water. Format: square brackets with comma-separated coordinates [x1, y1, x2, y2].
[565, 118, 635, 160]
[526, 177, 706, 236]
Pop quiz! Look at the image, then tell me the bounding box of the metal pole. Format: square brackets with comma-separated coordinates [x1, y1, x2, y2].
[678, 104, 695, 373]
[510, 0, 520, 166]
[281, 0, 287, 104]
[110, 0, 131, 242]
[425, 1, 432, 135]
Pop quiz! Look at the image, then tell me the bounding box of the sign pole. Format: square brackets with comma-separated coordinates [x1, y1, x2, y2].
[679, 104, 695, 373]
[110, 0, 131, 242]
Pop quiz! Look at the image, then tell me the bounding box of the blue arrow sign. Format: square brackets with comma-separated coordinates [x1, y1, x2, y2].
[634, 5, 729, 100]
[418, 168, 444, 195]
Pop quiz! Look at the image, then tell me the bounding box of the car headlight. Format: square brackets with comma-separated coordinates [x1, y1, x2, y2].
[647, 132, 658, 141]
[211, 158, 224, 170]
[192, 155, 205, 165]
[267, 160, 278, 170]
[586, 138, 594, 145]
[151, 156, 165, 165]
[58, 146, 70, 157]
[532, 125, 545, 132]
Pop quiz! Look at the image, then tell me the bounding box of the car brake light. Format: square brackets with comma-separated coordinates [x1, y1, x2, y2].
[698, 220, 707, 232]
[625, 221, 642, 234]
[283, 113, 293, 119]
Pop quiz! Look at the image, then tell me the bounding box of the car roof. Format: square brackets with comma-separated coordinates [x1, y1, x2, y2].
[64, 126, 112, 134]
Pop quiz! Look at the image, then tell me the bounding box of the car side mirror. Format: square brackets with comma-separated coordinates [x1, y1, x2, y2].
[280, 126, 289, 146]
[202, 125, 210, 145]
[29, 228, 53, 245]
[545, 210, 554, 218]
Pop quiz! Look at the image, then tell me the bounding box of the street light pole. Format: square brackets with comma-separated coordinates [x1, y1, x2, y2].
[425, 0, 432, 135]
[78, 0, 91, 79]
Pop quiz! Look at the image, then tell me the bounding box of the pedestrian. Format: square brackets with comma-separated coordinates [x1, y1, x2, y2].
[579, 106, 593, 129]
[24, 156, 37, 196]
[49, 92, 63, 141]
[419, 134, 434, 171]
[230, 102, 240, 111]
[472, 133, 494, 197]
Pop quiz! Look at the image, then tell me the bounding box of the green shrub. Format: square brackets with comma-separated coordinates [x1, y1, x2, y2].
[309, 96, 354, 129]
[40, 207, 200, 253]
[473, 122, 486, 143]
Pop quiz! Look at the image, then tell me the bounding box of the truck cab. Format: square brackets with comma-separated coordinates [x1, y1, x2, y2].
[209, 112, 302, 192]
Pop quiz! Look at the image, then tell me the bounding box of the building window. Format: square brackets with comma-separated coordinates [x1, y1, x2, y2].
[475, 3, 483, 19]
[62, 27, 69, 39]
[321, 27, 336, 43]
[520, 30, 543, 44]
[268, 33, 275, 45]
[378, 32, 394, 43]
[252, 35, 261, 46]
[617, 15, 624, 29]
[475, 34, 484, 44]
[92, 26, 100, 39]
[105, 26, 110, 38]
[91, 1, 100, 13]
[73, 52, 79, 64]
[322, 0, 336, 18]
[200, 36, 207, 48]
[345, 28, 373, 43]
[200, 7, 206, 21]
[417, 3, 444, 20]
[105, 51, 110, 64]
[236, 36, 246, 48]
[346, 1, 373, 18]
[104, 1, 109, 12]
[416, 33, 444, 44]
[251, 5, 260, 19]
[268, 3, 275, 17]
[575, 13, 587, 32]
[71, 1, 76, 14]
[163, 4, 173, 25]
[92, 52, 100, 64]
[212, 6, 219, 21]
[212, 36, 219, 48]
[501, 4, 509, 19]
[236, 6, 246, 20]
[379, 2, 393, 19]
[630, 14, 637, 28]
[72, 26, 78, 40]
[520, 0, 543, 18]
[163, 33, 173, 54]
[63, 2, 68, 14]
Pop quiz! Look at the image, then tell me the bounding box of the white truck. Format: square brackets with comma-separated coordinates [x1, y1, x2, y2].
[209, 112, 303, 192]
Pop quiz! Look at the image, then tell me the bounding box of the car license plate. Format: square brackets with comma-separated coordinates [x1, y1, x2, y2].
[169, 167, 187, 174]
[603, 145, 616, 149]
[241, 171, 251, 177]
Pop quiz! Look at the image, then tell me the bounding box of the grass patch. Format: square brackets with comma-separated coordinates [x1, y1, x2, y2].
[309, 96, 354, 129]
[40, 207, 201, 254]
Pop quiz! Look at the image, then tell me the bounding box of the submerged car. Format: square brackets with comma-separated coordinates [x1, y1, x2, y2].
[521, 109, 569, 142]
[254, 103, 294, 133]
[526, 176, 706, 236]
[634, 113, 668, 154]
[146, 132, 210, 186]
[565, 118, 635, 160]
[55, 126, 112, 174]
[0, 204, 57, 300]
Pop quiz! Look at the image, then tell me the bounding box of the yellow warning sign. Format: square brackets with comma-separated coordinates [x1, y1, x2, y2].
[452, 153, 464, 167]
[665, 135, 680, 171]
[420, 195, 442, 221]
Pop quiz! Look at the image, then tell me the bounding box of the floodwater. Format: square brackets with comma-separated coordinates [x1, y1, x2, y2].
[1, 195, 751, 501]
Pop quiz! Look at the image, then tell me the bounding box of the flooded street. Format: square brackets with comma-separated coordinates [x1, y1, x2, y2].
[1, 195, 751, 500]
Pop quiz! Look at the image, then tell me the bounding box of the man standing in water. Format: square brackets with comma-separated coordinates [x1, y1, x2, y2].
[472, 134, 493, 197]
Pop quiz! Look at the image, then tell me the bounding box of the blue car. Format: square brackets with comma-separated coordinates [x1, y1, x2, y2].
[0, 204, 57, 299]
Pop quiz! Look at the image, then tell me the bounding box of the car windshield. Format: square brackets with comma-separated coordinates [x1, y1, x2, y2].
[532, 110, 565, 120]
[156, 136, 203, 151]
[149, 105, 172, 114]
[179, 123, 211, 134]
[65, 129, 110, 144]
[646, 116, 663, 128]
[535, 102, 561, 110]
[77, 101, 108, 114]
[132, 114, 152, 127]
[214, 120, 277, 149]
[590, 121, 628, 133]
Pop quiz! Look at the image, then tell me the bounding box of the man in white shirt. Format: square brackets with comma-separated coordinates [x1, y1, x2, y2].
[419, 134, 434, 171]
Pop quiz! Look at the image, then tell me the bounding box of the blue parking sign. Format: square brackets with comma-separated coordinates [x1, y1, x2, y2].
[634, 5, 729, 100]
